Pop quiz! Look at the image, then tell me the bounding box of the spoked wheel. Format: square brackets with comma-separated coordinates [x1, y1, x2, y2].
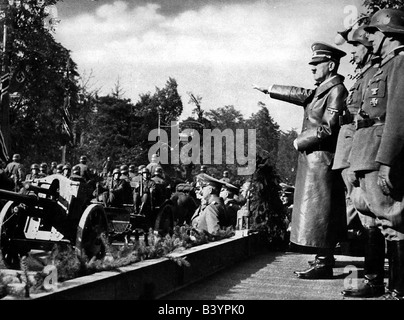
[76, 204, 109, 261]
[0, 201, 23, 269]
[154, 203, 174, 236]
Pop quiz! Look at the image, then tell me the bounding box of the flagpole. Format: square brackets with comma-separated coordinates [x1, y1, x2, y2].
[0, 0, 11, 156]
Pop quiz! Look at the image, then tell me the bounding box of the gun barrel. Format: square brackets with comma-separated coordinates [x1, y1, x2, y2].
[0, 188, 49, 207]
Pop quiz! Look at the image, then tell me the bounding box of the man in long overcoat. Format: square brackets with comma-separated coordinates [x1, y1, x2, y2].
[254, 42, 348, 279]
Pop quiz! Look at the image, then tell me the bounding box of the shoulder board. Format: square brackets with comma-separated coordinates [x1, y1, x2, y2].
[327, 107, 340, 114]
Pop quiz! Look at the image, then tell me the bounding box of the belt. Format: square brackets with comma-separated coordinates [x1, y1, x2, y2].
[354, 117, 385, 130]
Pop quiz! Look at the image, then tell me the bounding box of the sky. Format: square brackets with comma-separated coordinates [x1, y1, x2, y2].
[52, 0, 365, 132]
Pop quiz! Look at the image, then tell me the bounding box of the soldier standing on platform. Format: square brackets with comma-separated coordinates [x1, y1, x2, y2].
[254, 41, 348, 279]
[336, 25, 385, 298]
[333, 25, 378, 241]
[344, 9, 404, 300]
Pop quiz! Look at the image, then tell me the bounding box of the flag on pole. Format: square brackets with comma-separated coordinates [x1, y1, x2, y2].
[0, 126, 9, 163]
[1, 72, 10, 101]
[62, 95, 73, 139]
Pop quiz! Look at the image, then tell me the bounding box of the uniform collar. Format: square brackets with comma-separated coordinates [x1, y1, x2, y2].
[380, 45, 404, 67]
[314, 74, 344, 97]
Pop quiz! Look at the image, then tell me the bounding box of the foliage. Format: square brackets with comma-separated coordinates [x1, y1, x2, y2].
[246, 103, 280, 165]
[0, 224, 234, 298]
[362, 0, 404, 13]
[276, 129, 299, 185]
[249, 156, 289, 250]
[3, 0, 80, 166]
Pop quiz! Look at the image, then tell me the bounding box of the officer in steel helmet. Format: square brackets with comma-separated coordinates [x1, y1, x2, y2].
[5, 153, 25, 191]
[62, 163, 72, 178]
[70, 165, 86, 182]
[152, 166, 170, 206]
[56, 163, 64, 174]
[25, 163, 40, 181]
[133, 167, 156, 226]
[345, 8, 404, 300]
[100, 168, 121, 206]
[38, 162, 48, 178]
[49, 161, 57, 175]
[75, 155, 90, 181]
[254, 41, 348, 279]
[128, 164, 137, 180]
[335, 24, 385, 298]
[221, 171, 231, 184]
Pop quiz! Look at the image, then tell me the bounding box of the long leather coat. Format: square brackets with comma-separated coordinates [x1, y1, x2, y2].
[270, 74, 348, 248]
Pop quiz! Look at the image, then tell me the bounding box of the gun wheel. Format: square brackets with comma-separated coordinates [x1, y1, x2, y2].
[76, 204, 109, 261]
[0, 201, 22, 269]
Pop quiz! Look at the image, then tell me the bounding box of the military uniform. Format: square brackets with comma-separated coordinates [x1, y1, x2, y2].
[256, 42, 348, 279]
[345, 9, 404, 300]
[332, 26, 379, 233]
[133, 169, 157, 217]
[5, 154, 25, 191]
[193, 195, 226, 234]
[268, 44, 348, 249]
[191, 173, 227, 234]
[349, 46, 404, 239]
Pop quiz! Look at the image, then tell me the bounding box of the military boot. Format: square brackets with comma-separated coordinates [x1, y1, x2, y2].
[342, 227, 386, 297]
[295, 255, 334, 279]
[384, 240, 404, 300]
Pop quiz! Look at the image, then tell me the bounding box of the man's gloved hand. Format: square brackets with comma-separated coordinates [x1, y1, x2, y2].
[293, 139, 298, 150]
[347, 170, 359, 187]
[378, 164, 393, 196]
[252, 84, 268, 94]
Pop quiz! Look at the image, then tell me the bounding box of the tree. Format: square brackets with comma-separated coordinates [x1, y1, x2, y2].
[204, 105, 246, 180]
[246, 103, 280, 165]
[363, 0, 404, 12]
[276, 129, 299, 185]
[2, 0, 80, 166]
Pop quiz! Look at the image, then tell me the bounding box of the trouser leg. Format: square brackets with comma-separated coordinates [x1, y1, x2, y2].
[341, 226, 386, 297]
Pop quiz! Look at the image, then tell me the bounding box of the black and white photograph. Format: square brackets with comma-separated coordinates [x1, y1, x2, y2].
[0, 0, 404, 311]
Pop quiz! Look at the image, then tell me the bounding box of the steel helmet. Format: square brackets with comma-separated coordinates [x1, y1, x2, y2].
[12, 154, 20, 161]
[72, 165, 81, 175]
[347, 25, 372, 47]
[142, 167, 150, 174]
[63, 164, 71, 170]
[154, 166, 163, 175]
[120, 164, 129, 174]
[129, 164, 136, 172]
[200, 165, 207, 173]
[365, 9, 404, 35]
[80, 155, 87, 163]
[113, 168, 120, 175]
[56, 164, 64, 172]
[31, 163, 40, 170]
[40, 162, 47, 170]
[138, 165, 146, 173]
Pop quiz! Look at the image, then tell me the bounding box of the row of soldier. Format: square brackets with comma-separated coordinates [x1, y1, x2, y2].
[254, 8, 404, 300]
[1, 151, 245, 232]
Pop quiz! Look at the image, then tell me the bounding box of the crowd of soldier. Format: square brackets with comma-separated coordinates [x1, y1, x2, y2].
[0, 151, 245, 234]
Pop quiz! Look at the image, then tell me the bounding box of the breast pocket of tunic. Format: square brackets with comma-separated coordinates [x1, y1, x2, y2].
[367, 75, 387, 99]
[347, 82, 361, 106]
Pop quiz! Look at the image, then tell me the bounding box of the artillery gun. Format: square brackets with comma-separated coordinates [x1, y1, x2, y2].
[0, 174, 109, 269]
